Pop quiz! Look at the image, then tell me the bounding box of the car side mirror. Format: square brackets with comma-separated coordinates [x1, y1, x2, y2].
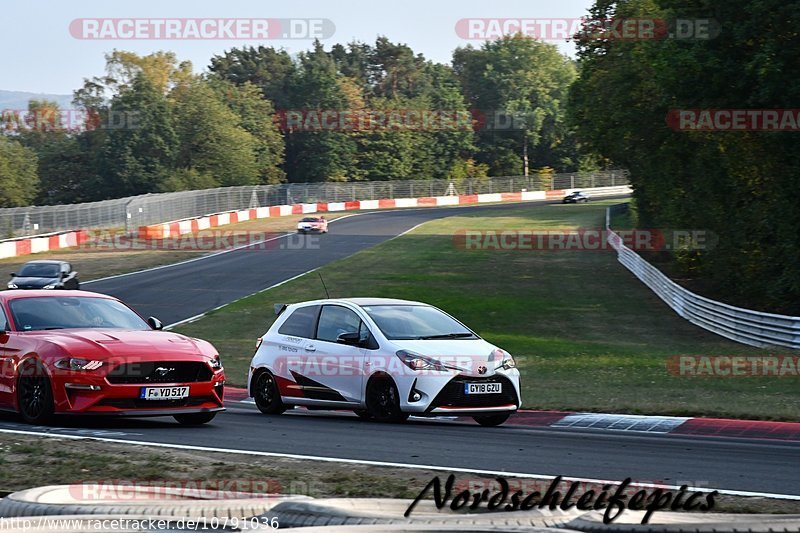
[336, 332, 362, 346]
[9, 273, 15, 277]
[147, 316, 164, 330]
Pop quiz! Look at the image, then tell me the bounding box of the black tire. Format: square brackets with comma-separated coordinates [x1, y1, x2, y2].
[365, 378, 408, 423]
[17, 362, 55, 425]
[252, 370, 286, 415]
[173, 412, 217, 425]
[473, 413, 511, 427]
[354, 409, 371, 419]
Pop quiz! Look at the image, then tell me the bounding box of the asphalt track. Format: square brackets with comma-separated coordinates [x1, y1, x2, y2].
[83, 202, 547, 326]
[0, 405, 797, 497]
[4, 199, 799, 499]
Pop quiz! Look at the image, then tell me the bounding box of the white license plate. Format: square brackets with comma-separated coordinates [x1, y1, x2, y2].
[140, 386, 189, 400]
[464, 382, 502, 395]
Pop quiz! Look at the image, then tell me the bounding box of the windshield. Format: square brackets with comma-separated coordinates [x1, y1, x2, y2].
[362, 305, 477, 340]
[9, 296, 149, 331]
[18, 263, 60, 278]
[301, 217, 319, 222]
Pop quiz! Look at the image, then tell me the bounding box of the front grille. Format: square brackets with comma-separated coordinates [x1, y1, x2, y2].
[98, 396, 216, 409]
[428, 375, 517, 410]
[106, 361, 212, 385]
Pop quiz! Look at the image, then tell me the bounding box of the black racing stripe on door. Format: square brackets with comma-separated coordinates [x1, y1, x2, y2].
[289, 370, 348, 402]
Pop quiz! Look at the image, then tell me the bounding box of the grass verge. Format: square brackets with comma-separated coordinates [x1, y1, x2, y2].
[173, 199, 799, 421]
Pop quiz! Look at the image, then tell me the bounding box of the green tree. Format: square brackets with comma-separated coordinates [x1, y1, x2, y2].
[209, 46, 295, 108]
[0, 137, 39, 207]
[14, 100, 92, 205]
[99, 75, 178, 197]
[170, 79, 260, 188]
[211, 80, 285, 184]
[285, 41, 358, 182]
[454, 35, 578, 175]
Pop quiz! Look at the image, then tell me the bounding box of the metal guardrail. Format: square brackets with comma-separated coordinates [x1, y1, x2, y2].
[0, 171, 628, 238]
[606, 204, 800, 349]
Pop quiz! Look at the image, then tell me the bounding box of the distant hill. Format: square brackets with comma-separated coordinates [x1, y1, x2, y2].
[0, 90, 73, 111]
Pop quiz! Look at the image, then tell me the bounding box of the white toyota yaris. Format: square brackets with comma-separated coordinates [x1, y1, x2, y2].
[247, 298, 521, 426]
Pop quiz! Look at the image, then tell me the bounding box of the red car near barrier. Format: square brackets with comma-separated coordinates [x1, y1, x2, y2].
[0, 290, 225, 425]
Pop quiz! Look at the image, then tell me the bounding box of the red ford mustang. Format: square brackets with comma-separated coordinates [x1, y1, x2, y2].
[0, 290, 225, 425]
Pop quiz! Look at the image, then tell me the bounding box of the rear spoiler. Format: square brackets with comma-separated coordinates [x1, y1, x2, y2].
[274, 304, 288, 317]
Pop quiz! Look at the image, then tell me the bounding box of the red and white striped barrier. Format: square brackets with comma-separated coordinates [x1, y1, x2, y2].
[0, 229, 89, 260]
[0, 185, 632, 257]
[138, 185, 632, 240]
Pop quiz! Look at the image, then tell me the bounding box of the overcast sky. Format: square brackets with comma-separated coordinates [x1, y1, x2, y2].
[3, 0, 594, 95]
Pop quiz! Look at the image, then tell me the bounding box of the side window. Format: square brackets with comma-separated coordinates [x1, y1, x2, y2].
[277, 305, 320, 338]
[0, 307, 7, 332]
[316, 306, 363, 343]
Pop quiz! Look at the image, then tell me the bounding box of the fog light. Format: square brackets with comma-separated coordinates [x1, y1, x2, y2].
[407, 379, 424, 403]
[65, 383, 101, 391]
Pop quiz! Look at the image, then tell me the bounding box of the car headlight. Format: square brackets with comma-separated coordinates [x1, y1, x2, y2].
[7, 283, 17, 289]
[210, 355, 223, 370]
[490, 349, 516, 370]
[396, 350, 450, 372]
[43, 284, 57, 289]
[54, 358, 103, 371]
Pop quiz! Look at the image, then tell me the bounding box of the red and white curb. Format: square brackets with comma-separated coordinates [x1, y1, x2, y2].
[226, 387, 800, 441]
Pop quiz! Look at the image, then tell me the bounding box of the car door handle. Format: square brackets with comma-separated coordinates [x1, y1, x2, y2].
[305, 345, 316, 352]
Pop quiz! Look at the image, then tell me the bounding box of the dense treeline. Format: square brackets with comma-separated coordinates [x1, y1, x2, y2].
[570, 0, 800, 313]
[0, 36, 585, 206]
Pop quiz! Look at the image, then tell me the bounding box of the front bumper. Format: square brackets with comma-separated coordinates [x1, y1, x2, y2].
[396, 370, 521, 415]
[52, 371, 226, 416]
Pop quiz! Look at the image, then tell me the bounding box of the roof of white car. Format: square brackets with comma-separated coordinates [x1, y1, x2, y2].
[292, 297, 426, 307]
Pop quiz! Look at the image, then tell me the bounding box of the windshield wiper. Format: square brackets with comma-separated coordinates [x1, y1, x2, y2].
[417, 332, 475, 340]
